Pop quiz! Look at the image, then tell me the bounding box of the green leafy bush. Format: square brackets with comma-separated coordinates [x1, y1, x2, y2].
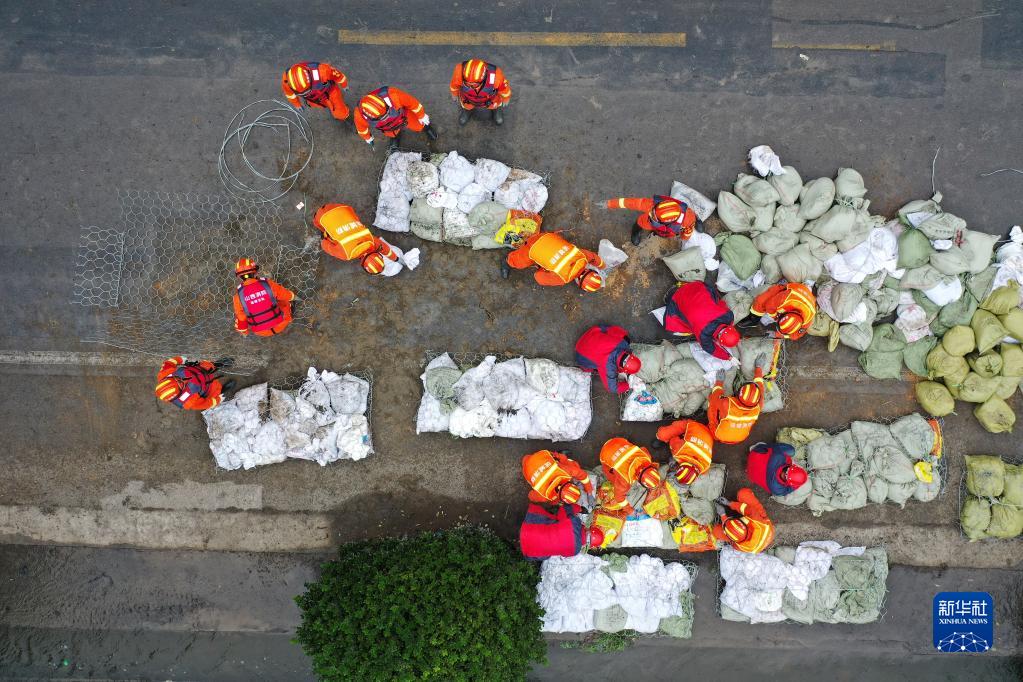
[560, 630, 639, 653]
[295, 526, 546, 681]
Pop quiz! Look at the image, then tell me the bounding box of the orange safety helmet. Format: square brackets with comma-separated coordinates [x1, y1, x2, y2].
[558, 482, 582, 505]
[361, 251, 387, 275]
[286, 64, 313, 94]
[675, 463, 700, 486]
[780, 464, 808, 488]
[359, 92, 389, 120]
[154, 377, 182, 402]
[777, 311, 806, 337]
[639, 465, 661, 490]
[723, 516, 751, 543]
[618, 352, 642, 375]
[714, 324, 741, 348]
[736, 381, 763, 408]
[235, 257, 259, 277]
[586, 526, 605, 549]
[462, 59, 489, 85]
[653, 198, 683, 224]
[578, 270, 604, 293]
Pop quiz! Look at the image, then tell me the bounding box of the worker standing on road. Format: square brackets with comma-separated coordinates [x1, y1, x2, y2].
[598, 437, 661, 512]
[522, 450, 594, 506]
[662, 281, 741, 359]
[281, 61, 351, 121]
[313, 203, 400, 275]
[606, 195, 700, 245]
[519, 503, 604, 559]
[653, 419, 715, 485]
[751, 283, 816, 340]
[232, 258, 295, 337]
[155, 356, 235, 411]
[354, 86, 438, 150]
[746, 442, 809, 497]
[713, 488, 775, 554]
[708, 356, 767, 444]
[574, 324, 641, 394]
[450, 58, 512, 126]
[502, 232, 605, 292]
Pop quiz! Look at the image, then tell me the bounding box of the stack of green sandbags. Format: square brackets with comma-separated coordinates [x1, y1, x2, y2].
[914, 282, 1022, 433]
[960, 455, 1023, 541]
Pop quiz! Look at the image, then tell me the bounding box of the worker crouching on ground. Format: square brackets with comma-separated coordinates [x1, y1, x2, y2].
[746, 442, 808, 497]
[502, 231, 605, 292]
[713, 487, 775, 554]
[155, 356, 235, 411]
[653, 419, 715, 485]
[313, 203, 400, 275]
[709, 355, 768, 444]
[522, 449, 593, 506]
[598, 437, 661, 513]
[751, 282, 816, 340]
[519, 502, 604, 560]
[663, 281, 740, 359]
[281, 61, 351, 121]
[354, 85, 438, 150]
[232, 258, 295, 337]
[574, 324, 641, 394]
[450, 58, 511, 126]
[606, 195, 700, 246]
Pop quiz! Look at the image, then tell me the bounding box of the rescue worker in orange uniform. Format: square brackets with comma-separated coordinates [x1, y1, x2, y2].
[232, 258, 295, 337]
[751, 283, 817, 340]
[502, 232, 605, 292]
[522, 450, 594, 506]
[154, 356, 235, 411]
[653, 419, 715, 485]
[354, 86, 438, 150]
[606, 195, 700, 245]
[450, 58, 512, 126]
[281, 62, 351, 121]
[712, 487, 775, 554]
[708, 356, 768, 445]
[313, 203, 400, 275]
[598, 437, 662, 513]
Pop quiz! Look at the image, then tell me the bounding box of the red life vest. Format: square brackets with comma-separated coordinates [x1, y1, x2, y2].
[367, 86, 407, 132]
[237, 278, 284, 332]
[169, 363, 214, 408]
[519, 503, 584, 559]
[664, 281, 735, 359]
[459, 63, 500, 105]
[299, 62, 334, 106]
[574, 325, 631, 393]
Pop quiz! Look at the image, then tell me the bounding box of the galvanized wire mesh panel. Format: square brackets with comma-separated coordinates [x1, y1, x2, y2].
[73, 226, 125, 307]
[269, 369, 374, 433]
[957, 456, 1023, 541]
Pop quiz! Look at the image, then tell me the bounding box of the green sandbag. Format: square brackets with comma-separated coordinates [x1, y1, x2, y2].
[1001, 344, 1023, 377]
[835, 167, 868, 199]
[809, 205, 857, 243]
[981, 281, 1021, 315]
[935, 291, 978, 333]
[858, 350, 904, 380]
[632, 341, 685, 383]
[800, 232, 839, 261]
[926, 345, 969, 378]
[941, 325, 975, 356]
[761, 254, 781, 283]
[903, 337, 938, 377]
[897, 228, 933, 269]
[985, 504, 1023, 539]
[777, 244, 822, 283]
[807, 310, 835, 337]
[944, 361, 971, 398]
[974, 397, 1016, 434]
[915, 381, 955, 417]
[724, 290, 754, 323]
[918, 212, 966, 240]
[718, 191, 757, 233]
[773, 204, 806, 232]
[798, 177, 836, 220]
[957, 372, 998, 403]
[959, 229, 999, 274]
[768, 167, 802, 206]
[839, 322, 874, 352]
[899, 265, 944, 291]
[831, 283, 864, 322]
[967, 266, 998, 301]
[992, 375, 1021, 400]
[968, 351, 1003, 379]
[911, 289, 941, 323]
[594, 605, 629, 633]
[662, 248, 706, 282]
[868, 324, 907, 352]
[930, 246, 972, 276]
[753, 229, 799, 256]
[1003, 463, 1023, 506]
[871, 287, 901, 317]
[718, 234, 762, 280]
[734, 173, 781, 207]
[897, 197, 941, 224]
[966, 455, 1006, 497]
[960, 496, 991, 541]
[1000, 308, 1023, 342]
[971, 309, 1008, 354]
[753, 203, 776, 232]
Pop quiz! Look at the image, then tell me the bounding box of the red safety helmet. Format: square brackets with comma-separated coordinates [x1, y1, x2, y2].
[586, 526, 605, 549]
[675, 463, 700, 486]
[154, 377, 182, 402]
[777, 311, 806, 337]
[235, 258, 258, 277]
[558, 482, 582, 505]
[462, 59, 488, 85]
[715, 324, 741, 348]
[578, 270, 604, 293]
[736, 381, 763, 408]
[639, 465, 661, 490]
[618, 352, 642, 375]
[286, 64, 313, 94]
[779, 464, 808, 488]
[361, 252, 387, 275]
[359, 92, 389, 120]
[653, 198, 683, 224]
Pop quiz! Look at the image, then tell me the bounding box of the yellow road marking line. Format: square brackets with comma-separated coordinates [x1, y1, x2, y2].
[338, 29, 685, 48]
[772, 40, 896, 51]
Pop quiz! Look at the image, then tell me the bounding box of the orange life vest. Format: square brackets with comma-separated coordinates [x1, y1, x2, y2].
[711, 392, 762, 444]
[723, 512, 775, 554]
[459, 61, 500, 105]
[772, 284, 816, 338]
[527, 233, 586, 284]
[670, 421, 714, 474]
[315, 204, 374, 260]
[599, 437, 654, 485]
[522, 450, 579, 503]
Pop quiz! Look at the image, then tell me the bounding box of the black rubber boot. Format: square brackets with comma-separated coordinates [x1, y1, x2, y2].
[631, 222, 645, 246]
[458, 109, 471, 126]
[222, 379, 237, 394]
[650, 438, 665, 450]
[493, 108, 504, 125]
[500, 260, 510, 279]
[424, 124, 439, 141]
[213, 357, 235, 369]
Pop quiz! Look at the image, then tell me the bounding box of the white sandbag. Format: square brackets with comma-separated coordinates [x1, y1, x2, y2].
[716, 262, 766, 293]
[494, 180, 525, 209]
[474, 158, 511, 191]
[379, 151, 419, 201]
[918, 212, 966, 240]
[622, 384, 664, 422]
[373, 191, 411, 233]
[922, 276, 963, 306]
[824, 226, 900, 284]
[426, 188, 459, 209]
[407, 161, 440, 198]
[748, 145, 785, 177]
[519, 181, 549, 212]
[670, 180, 717, 221]
[438, 151, 475, 192]
[456, 182, 490, 213]
[799, 178, 837, 220]
[734, 173, 781, 207]
[835, 168, 867, 199]
[768, 166, 803, 206]
[598, 239, 629, 270]
[442, 209, 475, 239]
[959, 229, 999, 274]
[682, 232, 720, 270]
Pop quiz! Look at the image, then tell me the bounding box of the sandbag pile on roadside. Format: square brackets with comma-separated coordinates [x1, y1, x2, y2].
[374, 150, 548, 248]
[960, 455, 1023, 541]
[771, 414, 943, 515]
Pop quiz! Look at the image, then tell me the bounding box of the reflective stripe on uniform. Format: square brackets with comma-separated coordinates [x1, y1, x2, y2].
[527, 233, 585, 283]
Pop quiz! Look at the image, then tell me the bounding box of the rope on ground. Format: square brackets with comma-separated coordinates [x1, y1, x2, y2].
[979, 168, 1023, 177]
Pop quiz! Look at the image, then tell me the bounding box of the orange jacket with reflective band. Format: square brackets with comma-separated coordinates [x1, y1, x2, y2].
[712, 488, 775, 553]
[314, 204, 377, 260]
[353, 86, 428, 142]
[449, 62, 512, 108]
[522, 450, 592, 504]
[155, 356, 224, 410]
[751, 283, 816, 339]
[599, 437, 656, 511]
[607, 196, 697, 238]
[708, 370, 764, 444]
[656, 419, 714, 475]
[232, 277, 295, 336]
[281, 62, 348, 108]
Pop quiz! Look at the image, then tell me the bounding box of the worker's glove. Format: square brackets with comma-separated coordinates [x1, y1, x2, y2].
[367, 139, 375, 148]
[593, 201, 608, 210]
[715, 369, 727, 384]
[715, 496, 730, 506]
[714, 502, 727, 517]
[755, 353, 770, 372]
[558, 448, 575, 458]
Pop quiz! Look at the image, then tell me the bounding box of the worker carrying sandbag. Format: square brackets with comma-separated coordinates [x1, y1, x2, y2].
[663, 281, 741, 359]
[313, 203, 401, 275]
[522, 450, 593, 506]
[712, 487, 775, 554]
[605, 195, 700, 245]
[519, 503, 604, 560]
[354, 85, 438, 150]
[155, 356, 235, 411]
[281, 61, 351, 121]
[746, 442, 808, 497]
[574, 324, 641, 394]
[751, 283, 816, 340]
[599, 437, 661, 512]
[450, 58, 511, 126]
[232, 258, 295, 337]
[653, 419, 715, 485]
[502, 232, 605, 292]
[709, 356, 768, 444]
